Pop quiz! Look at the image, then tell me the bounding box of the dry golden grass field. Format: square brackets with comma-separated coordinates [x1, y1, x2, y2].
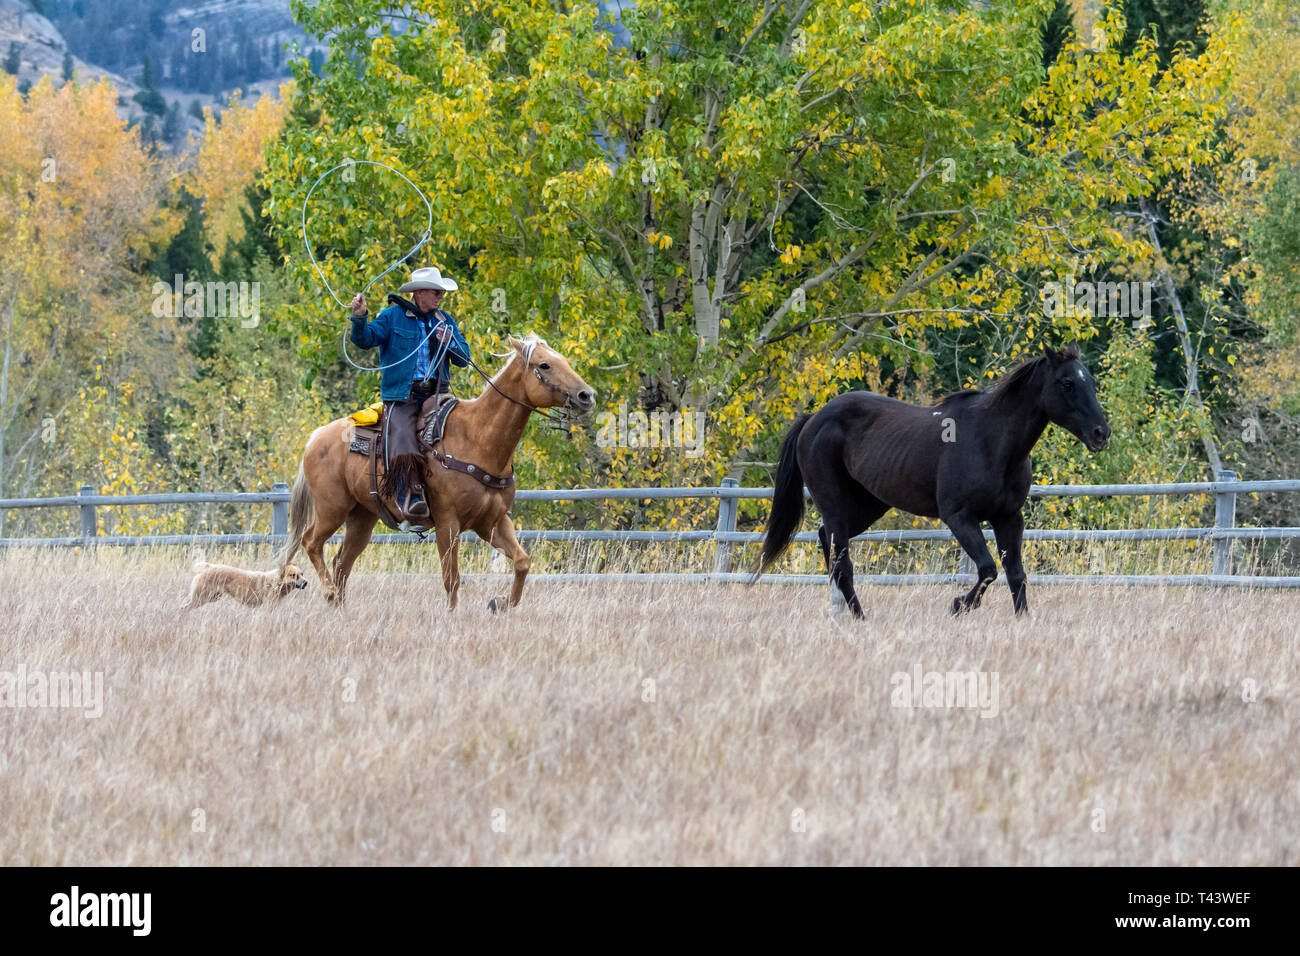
[1, 544, 1297, 865]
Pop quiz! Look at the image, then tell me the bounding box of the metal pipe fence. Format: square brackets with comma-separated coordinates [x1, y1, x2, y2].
[2, 471, 1299, 586]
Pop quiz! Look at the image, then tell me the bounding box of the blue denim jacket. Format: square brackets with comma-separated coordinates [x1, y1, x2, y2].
[350, 301, 470, 400]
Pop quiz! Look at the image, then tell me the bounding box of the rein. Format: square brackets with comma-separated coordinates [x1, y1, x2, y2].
[424, 347, 570, 496]
[465, 346, 572, 424]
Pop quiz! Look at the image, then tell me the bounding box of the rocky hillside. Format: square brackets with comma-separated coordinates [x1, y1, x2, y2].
[3, 0, 319, 148]
[38, 0, 317, 98]
[0, 0, 136, 94]
[5, 0, 627, 149]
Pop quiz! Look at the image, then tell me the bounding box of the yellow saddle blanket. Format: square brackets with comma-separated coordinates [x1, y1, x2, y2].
[347, 400, 384, 427]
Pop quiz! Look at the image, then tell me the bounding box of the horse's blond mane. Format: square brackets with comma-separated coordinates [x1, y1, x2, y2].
[488, 332, 551, 387]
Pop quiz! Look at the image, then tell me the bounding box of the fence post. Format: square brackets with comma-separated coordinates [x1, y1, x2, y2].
[713, 478, 739, 575]
[958, 549, 975, 578]
[77, 484, 97, 543]
[1213, 469, 1238, 578]
[272, 481, 290, 541]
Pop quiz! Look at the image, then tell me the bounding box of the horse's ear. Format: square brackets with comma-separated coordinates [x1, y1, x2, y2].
[1064, 340, 1081, 360]
[1043, 343, 1063, 364]
[507, 334, 524, 353]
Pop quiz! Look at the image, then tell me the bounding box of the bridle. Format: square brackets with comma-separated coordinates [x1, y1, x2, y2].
[465, 339, 580, 424]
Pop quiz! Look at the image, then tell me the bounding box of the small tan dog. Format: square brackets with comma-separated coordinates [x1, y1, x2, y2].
[181, 560, 307, 610]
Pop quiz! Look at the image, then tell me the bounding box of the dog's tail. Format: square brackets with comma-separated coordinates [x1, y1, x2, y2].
[274, 463, 314, 572]
[753, 413, 812, 582]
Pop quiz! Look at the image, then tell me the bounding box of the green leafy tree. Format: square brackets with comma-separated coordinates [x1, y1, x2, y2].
[262, 1, 1233, 519]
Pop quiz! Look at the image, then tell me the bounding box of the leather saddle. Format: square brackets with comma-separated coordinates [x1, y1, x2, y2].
[348, 394, 514, 531]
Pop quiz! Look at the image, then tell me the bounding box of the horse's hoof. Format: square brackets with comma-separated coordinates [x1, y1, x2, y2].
[487, 597, 500, 613]
[950, 597, 965, 616]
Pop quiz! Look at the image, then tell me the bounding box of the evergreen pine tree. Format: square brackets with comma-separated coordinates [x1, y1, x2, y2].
[218, 181, 280, 282]
[134, 54, 166, 116]
[1041, 0, 1075, 70]
[1111, 0, 1208, 65]
[162, 101, 181, 145]
[149, 189, 221, 362]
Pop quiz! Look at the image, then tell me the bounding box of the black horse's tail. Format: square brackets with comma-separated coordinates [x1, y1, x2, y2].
[753, 413, 812, 581]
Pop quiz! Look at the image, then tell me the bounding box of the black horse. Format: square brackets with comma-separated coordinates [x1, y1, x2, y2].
[755, 343, 1110, 617]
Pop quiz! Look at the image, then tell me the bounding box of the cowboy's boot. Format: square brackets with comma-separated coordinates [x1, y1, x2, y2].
[395, 475, 430, 521]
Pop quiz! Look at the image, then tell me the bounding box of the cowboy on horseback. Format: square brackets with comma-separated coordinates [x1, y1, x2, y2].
[278, 326, 596, 609]
[348, 266, 469, 521]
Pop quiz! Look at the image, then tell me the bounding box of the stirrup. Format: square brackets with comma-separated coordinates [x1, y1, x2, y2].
[395, 520, 431, 541]
[401, 492, 429, 519]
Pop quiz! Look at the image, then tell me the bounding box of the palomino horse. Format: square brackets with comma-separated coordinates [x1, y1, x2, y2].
[275, 333, 595, 609]
[755, 344, 1110, 618]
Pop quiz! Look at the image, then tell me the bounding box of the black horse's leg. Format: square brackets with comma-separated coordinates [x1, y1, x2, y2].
[823, 525, 864, 617]
[991, 510, 1028, 616]
[817, 524, 844, 613]
[943, 509, 998, 614]
[817, 525, 837, 611]
[803, 424, 887, 618]
[819, 525, 857, 616]
[819, 500, 887, 618]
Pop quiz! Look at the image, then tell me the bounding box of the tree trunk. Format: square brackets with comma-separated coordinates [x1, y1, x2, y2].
[1141, 198, 1223, 475]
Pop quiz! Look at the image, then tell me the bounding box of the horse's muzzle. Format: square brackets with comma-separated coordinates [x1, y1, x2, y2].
[1086, 423, 1111, 452]
[563, 389, 596, 416]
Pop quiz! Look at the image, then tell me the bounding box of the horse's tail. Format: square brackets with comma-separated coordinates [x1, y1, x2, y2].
[753, 413, 812, 581]
[274, 463, 314, 572]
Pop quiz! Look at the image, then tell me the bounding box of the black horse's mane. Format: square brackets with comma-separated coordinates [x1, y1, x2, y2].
[935, 344, 1079, 408]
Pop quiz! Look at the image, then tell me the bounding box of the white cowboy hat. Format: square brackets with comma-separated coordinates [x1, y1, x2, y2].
[399, 266, 458, 292]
